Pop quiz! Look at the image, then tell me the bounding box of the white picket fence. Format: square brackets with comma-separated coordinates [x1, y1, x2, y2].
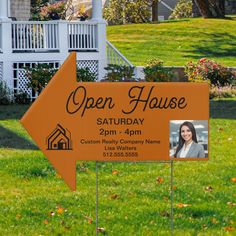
[12, 22, 59, 51]
[11, 21, 98, 52]
[68, 22, 98, 51]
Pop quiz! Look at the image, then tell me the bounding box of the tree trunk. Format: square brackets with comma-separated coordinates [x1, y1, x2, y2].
[152, 1, 158, 21]
[192, 0, 201, 17]
[219, 0, 225, 14]
[209, 0, 225, 17]
[194, 0, 225, 18]
[194, 0, 213, 18]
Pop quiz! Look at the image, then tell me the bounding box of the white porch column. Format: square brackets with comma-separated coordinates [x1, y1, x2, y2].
[92, 0, 103, 20]
[0, 0, 9, 20]
[91, 0, 107, 80]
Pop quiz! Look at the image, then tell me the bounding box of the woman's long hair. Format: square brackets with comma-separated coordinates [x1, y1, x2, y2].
[174, 121, 198, 157]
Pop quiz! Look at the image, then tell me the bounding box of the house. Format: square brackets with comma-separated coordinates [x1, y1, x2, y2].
[47, 124, 72, 150]
[158, 0, 178, 20]
[226, 0, 236, 14]
[9, 0, 31, 21]
[0, 0, 132, 100]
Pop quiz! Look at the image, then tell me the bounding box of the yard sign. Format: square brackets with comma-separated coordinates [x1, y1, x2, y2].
[21, 53, 209, 190]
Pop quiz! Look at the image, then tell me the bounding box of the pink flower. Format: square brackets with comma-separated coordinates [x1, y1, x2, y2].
[199, 58, 207, 63]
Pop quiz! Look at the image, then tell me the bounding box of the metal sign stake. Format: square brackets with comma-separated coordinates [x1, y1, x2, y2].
[96, 161, 99, 236]
[170, 160, 174, 236]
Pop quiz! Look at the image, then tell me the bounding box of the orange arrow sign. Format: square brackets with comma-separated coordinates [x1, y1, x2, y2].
[21, 52, 209, 191]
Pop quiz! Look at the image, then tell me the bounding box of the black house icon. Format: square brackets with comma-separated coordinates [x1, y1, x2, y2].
[47, 124, 72, 150]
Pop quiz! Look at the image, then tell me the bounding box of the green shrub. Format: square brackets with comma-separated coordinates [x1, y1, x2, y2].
[39, 1, 66, 20]
[25, 64, 58, 94]
[104, 0, 151, 25]
[0, 80, 12, 105]
[104, 64, 136, 81]
[26, 64, 96, 96]
[210, 85, 236, 99]
[143, 59, 172, 82]
[14, 92, 31, 104]
[77, 67, 97, 82]
[169, 0, 192, 19]
[30, 0, 49, 21]
[185, 58, 236, 86]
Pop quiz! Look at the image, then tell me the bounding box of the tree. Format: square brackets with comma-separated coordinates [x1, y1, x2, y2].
[194, 0, 225, 18]
[148, 0, 159, 22]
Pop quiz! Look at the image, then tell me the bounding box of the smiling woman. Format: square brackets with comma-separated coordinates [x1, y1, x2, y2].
[170, 120, 208, 158]
[175, 121, 205, 158]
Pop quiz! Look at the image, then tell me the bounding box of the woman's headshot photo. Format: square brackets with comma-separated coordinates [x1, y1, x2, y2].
[169, 120, 208, 159]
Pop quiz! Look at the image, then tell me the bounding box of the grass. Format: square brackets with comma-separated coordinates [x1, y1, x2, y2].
[107, 17, 236, 66]
[0, 99, 235, 235]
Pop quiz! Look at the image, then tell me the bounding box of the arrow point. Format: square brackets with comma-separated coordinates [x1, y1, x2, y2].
[48, 157, 77, 191]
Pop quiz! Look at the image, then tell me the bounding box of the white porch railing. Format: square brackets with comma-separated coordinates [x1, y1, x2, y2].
[12, 22, 59, 51]
[68, 22, 98, 51]
[0, 19, 107, 86]
[0, 23, 2, 52]
[11, 21, 99, 52]
[106, 40, 133, 67]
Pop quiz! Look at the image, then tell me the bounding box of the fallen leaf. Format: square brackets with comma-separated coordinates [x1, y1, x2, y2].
[160, 211, 170, 217]
[156, 177, 164, 184]
[227, 202, 236, 207]
[112, 170, 119, 175]
[218, 127, 224, 132]
[202, 224, 207, 229]
[111, 194, 119, 200]
[84, 215, 93, 224]
[176, 203, 191, 208]
[97, 227, 106, 233]
[230, 220, 235, 225]
[43, 219, 49, 225]
[16, 214, 21, 219]
[211, 218, 218, 224]
[57, 207, 64, 215]
[49, 211, 55, 217]
[231, 178, 236, 183]
[224, 226, 234, 232]
[205, 186, 213, 192]
[173, 185, 177, 190]
[64, 226, 71, 231]
[163, 196, 169, 201]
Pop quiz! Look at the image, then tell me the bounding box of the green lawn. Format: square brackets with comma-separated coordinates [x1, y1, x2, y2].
[107, 17, 236, 66]
[0, 99, 235, 235]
